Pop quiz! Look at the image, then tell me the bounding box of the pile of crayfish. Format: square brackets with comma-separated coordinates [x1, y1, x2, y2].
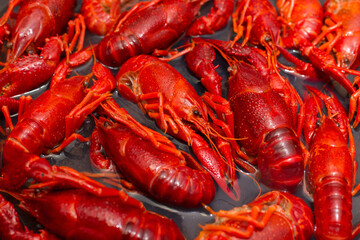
[1, 0, 360, 239]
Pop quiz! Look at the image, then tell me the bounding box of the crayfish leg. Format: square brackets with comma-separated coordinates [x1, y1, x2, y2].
[48, 133, 89, 154]
[66, 14, 86, 54]
[200, 205, 277, 238]
[231, 0, 251, 46]
[99, 98, 183, 158]
[0, 95, 31, 135]
[24, 153, 137, 200]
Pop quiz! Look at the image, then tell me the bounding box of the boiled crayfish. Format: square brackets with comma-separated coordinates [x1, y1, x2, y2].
[94, 0, 236, 67]
[95, 0, 207, 67]
[276, 0, 360, 128]
[115, 54, 243, 199]
[321, 0, 360, 70]
[0, 51, 116, 195]
[188, 38, 304, 192]
[302, 86, 360, 239]
[231, 0, 280, 67]
[196, 191, 314, 239]
[0, 187, 184, 239]
[90, 102, 216, 207]
[0, 0, 80, 61]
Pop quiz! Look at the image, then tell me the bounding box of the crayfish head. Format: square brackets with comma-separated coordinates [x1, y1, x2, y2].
[171, 97, 214, 140]
[170, 88, 207, 120]
[174, 94, 209, 132]
[336, 51, 357, 70]
[189, 107, 208, 131]
[334, 34, 360, 69]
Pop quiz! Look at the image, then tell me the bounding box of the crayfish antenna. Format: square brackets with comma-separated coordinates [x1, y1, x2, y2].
[353, 222, 360, 239]
[153, 42, 194, 62]
[82, 171, 136, 192]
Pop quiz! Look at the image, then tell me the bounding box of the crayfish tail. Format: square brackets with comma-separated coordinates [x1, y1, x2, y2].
[313, 177, 352, 239]
[257, 127, 304, 192]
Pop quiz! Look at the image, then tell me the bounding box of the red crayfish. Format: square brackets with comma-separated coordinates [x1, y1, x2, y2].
[277, 0, 324, 49]
[231, 0, 360, 130]
[0, 32, 90, 99]
[275, 0, 358, 90]
[82, 0, 233, 38]
[0, 2, 88, 113]
[231, 0, 280, 66]
[115, 54, 242, 199]
[61, 62, 217, 207]
[0, 52, 115, 195]
[95, 0, 205, 67]
[0, 0, 80, 61]
[195, 191, 314, 239]
[275, 0, 330, 82]
[320, 0, 360, 70]
[0, 187, 184, 239]
[302, 86, 360, 239]
[80, 0, 146, 36]
[89, 99, 216, 208]
[320, 0, 360, 127]
[95, 0, 236, 67]
[188, 38, 304, 192]
[275, 0, 360, 128]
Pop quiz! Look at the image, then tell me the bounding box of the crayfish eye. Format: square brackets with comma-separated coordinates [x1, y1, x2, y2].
[6, 42, 12, 49]
[264, 35, 272, 43]
[193, 109, 200, 116]
[27, 49, 35, 55]
[343, 57, 350, 65]
[316, 121, 321, 127]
